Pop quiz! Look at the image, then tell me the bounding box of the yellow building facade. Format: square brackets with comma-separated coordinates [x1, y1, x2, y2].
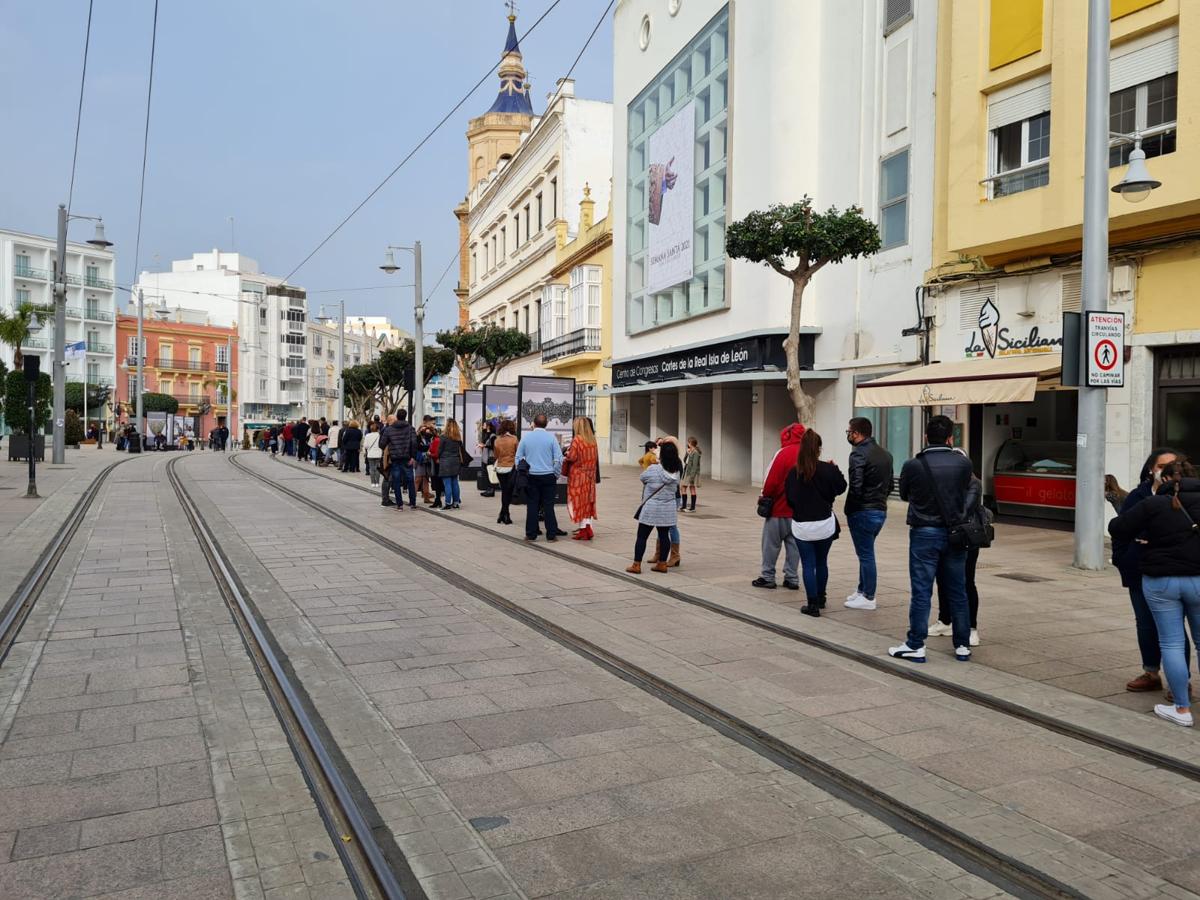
[925, 0, 1198, 504]
[544, 186, 613, 458]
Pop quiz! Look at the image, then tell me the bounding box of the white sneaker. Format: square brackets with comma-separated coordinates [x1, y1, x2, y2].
[888, 643, 926, 663]
[1154, 704, 1195, 727]
[844, 595, 877, 611]
[846, 591, 866, 604]
[955, 646, 972, 662]
[969, 629, 980, 647]
[927, 621, 953, 637]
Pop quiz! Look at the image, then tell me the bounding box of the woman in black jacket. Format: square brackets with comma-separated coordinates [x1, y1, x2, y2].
[340, 421, 363, 473]
[1109, 460, 1200, 728]
[785, 430, 847, 618]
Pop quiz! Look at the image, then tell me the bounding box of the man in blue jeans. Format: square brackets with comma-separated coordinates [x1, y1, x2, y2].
[380, 410, 418, 509]
[888, 415, 979, 663]
[844, 417, 893, 611]
[516, 414, 563, 542]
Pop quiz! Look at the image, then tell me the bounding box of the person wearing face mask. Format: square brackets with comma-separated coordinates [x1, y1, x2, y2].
[1113, 448, 1192, 695]
[1109, 458, 1200, 727]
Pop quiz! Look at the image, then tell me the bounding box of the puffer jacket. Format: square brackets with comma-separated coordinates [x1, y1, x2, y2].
[845, 437, 894, 514]
[898, 445, 980, 528]
[760, 424, 807, 518]
[637, 464, 680, 527]
[1109, 478, 1200, 577]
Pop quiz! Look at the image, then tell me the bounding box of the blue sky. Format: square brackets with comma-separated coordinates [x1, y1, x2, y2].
[0, 0, 614, 335]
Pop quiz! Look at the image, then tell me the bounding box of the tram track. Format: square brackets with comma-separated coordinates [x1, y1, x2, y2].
[0, 455, 136, 666]
[230, 451, 1093, 900]
[165, 455, 415, 900]
[263, 452, 1200, 787]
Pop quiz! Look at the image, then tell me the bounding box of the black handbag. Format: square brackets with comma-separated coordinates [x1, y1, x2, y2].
[756, 495, 775, 518]
[917, 454, 993, 550]
[634, 482, 670, 520]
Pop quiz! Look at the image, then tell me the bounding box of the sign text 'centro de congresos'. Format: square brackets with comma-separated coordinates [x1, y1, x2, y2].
[612, 333, 817, 388]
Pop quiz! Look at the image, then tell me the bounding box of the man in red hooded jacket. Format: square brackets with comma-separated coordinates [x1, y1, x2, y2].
[753, 423, 807, 589]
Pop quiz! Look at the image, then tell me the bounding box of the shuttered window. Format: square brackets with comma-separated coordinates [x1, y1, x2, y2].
[1061, 272, 1082, 314]
[959, 283, 998, 332]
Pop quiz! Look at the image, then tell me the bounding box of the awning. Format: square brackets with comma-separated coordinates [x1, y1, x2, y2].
[855, 355, 1063, 408]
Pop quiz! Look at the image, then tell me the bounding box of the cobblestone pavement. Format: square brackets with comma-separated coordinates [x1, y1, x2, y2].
[0, 451, 351, 899]
[219, 451, 1200, 899]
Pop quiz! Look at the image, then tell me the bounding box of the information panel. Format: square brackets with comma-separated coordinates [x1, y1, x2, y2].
[482, 384, 519, 431]
[462, 390, 484, 471]
[517, 375, 576, 483]
[1085, 310, 1125, 388]
[453, 393, 464, 427]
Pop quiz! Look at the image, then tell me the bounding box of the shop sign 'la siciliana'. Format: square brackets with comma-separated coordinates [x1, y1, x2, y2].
[963, 299, 1063, 359]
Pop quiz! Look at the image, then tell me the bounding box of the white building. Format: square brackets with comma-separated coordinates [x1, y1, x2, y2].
[345, 316, 410, 351]
[609, 0, 936, 484]
[133, 250, 307, 424]
[426, 371, 458, 429]
[305, 317, 370, 423]
[0, 227, 118, 423]
[457, 12, 613, 388]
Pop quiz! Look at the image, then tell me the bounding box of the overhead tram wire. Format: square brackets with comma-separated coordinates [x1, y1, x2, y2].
[281, 0, 565, 283]
[131, 0, 160, 282]
[66, 0, 96, 215]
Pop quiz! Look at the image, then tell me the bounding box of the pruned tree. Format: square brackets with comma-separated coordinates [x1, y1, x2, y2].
[3, 371, 52, 433]
[435, 325, 531, 389]
[141, 392, 179, 414]
[343, 341, 458, 421]
[725, 198, 881, 423]
[65, 381, 110, 415]
[342, 363, 380, 426]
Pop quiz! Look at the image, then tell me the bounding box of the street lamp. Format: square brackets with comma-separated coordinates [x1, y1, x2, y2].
[24, 313, 43, 498]
[1111, 133, 1163, 204]
[315, 302, 345, 425]
[380, 241, 425, 423]
[51, 204, 112, 465]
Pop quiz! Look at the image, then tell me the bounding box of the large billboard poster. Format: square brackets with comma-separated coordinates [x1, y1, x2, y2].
[646, 100, 695, 295]
[462, 390, 484, 470]
[483, 384, 518, 431]
[518, 376, 576, 484]
[453, 393, 464, 427]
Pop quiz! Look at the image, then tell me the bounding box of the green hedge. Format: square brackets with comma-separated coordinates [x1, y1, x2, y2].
[3, 371, 52, 434]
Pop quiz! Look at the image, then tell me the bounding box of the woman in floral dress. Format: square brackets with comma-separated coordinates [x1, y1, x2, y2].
[565, 417, 599, 540]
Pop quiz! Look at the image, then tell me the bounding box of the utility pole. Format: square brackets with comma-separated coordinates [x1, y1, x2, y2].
[136, 288, 145, 447]
[413, 241, 424, 424]
[1074, 0, 1110, 571]
[52, 205, 67, 464]
[226, 331, 234, 445]
[338, 298, 345, 425]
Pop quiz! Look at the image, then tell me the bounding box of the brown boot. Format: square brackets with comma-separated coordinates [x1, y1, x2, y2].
[1126, 671, 1163, 692]
[651, 562, 669, 573]
[667, 543, 681, 567]
[626, 562, 642, 574]
[646, 547, 659, 564]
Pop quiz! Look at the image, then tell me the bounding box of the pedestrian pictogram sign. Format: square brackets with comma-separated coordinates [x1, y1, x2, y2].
[1085, 311, 1125, 387]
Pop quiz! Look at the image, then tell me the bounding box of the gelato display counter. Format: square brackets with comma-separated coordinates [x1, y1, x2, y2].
[992, 439, 1077, 521]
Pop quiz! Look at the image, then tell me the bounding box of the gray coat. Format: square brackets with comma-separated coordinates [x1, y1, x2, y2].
[637, 465, 680, 527]
[437, 437, 464, 478]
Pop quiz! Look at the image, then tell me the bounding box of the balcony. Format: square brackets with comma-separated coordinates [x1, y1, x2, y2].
[67, 374, 114, 387]
[87, 342, 114, 354]
[285, 366, 305, 379]
[124, 356, 147, 369]
[14, 266, 48, 281]
[215, 362, 229, 373]
[21, 338, 48, 350]
[66, 307, 83, 319]
[313, 387, 339, 399]
[84, 275, 114, 290]
[541, 328, 601, 364]
[170, 393, 211, 408]
[84, 308, 113, 322]
[155, 358, 213, 372]
[526, 330, 541, 353]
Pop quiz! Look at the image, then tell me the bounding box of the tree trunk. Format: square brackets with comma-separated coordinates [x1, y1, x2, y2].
[457, 356, 479, 391]
[784, 275, 815, 425]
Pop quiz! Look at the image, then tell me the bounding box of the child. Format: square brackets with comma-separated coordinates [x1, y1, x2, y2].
[638, 441, 659, 470]
[681, 437, 702, 510]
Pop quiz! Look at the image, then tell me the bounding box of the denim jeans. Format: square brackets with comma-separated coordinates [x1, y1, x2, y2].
[795, 536, 834, 604]
[525, 474, 559, 539]
[443, 475, 461, 506]
[1142, 575, 1200, 708]
[907, 527, 969, 650]
[389, 462, 416, 507]
[847, 509, 887, 599]
[1128, 580, 1192, 673]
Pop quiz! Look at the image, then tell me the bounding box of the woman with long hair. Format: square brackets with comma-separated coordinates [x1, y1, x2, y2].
[492, 419, 519, 524]
[363, 421, 383, 486]
[436, 419, 465, 509]
[1110, 456, 1200, 727]
[785, 430, 847, 617]
[1113, 447, 1192, 695]
[681, 437, 702, 511]
[628, 440, 682, 574]
[565, 417, 599, 540]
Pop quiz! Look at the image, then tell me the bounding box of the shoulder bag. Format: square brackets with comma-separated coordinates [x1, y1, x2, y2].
[917, 454, 993, 550]
[634, 481, 671, 520]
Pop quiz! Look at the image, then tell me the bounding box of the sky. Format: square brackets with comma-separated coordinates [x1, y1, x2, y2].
[0, 0, 615, 336]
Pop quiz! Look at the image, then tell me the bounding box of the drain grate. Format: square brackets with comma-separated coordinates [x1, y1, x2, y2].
[994, 573, 1053, 583]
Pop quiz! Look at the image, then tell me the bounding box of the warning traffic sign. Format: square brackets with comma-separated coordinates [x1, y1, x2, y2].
[1085, 311, 1125, 387]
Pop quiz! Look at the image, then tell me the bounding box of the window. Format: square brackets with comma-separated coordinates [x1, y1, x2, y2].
[491, 235, 498, 267]
[16, 288, 30, 304]
[879, 148, 910, 249]
[627, 6, 729, 333]
[1110, 73, 1177, 166]
[551, 178, 558, 220]
[259, 379, 268, 393]
[127, 336, 146, 359]
[259, 307, 267, 324]
[216, 344, 228, 366]
[514, 214, 521, 247]
[569, 265, 603, 329]
[884, 0, 912, 34]
[160, 380, 173, 395]
[575, 383, 597, 420]
[471, 252, 477, 282]
[500, 227, 507, 258]
[87, 361, 99, 380]
[189, 346, 201, 365]
[536, 194, 544, 231]
[160, 344, 173, 362]
[987, 76, 1051, 198]
[86, 330, 99, 349]
[85, 298, 99, 318]
[189, 382, 201, 400]
[86, 264, 98, 283]
[15, 254, 31, 276]
[524, 205, 531, 242]
[541, 284, 566, 339]
[127, 374, 139, 399]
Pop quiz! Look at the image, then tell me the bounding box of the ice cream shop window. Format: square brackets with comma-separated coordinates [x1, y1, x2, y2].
[626, 5, 729, 335]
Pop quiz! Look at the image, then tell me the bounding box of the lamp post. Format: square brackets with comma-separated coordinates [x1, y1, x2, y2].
[52, 205, 112, 464]
[380, 242, 424, 423]
[315, 302, 345, 425]
[1075, 0, 1163, 570]
[24, 313, 43, 498]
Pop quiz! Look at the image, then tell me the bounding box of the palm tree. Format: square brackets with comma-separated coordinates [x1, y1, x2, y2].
[0, 303, 52, 368]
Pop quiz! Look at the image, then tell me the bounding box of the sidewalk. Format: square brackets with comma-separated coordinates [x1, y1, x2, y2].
[283, 451, 1150, 713]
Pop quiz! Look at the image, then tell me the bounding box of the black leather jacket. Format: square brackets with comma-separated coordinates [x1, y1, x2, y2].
[899, 446, 980, 528]
[845, 438, 894, 514]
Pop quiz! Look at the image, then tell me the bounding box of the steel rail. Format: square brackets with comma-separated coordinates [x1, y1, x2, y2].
[232, 453, 1086, 900]
[166, 456, 410, 900]
[0, 456, 135, 666]
[264, 454, 1200, 786]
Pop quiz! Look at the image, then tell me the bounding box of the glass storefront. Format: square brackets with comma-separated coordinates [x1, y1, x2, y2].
[1156, 346, 1200, 462]
[626, 6, 729, 334]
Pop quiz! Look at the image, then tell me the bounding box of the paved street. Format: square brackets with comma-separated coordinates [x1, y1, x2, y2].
[2, 447, 1197, 899]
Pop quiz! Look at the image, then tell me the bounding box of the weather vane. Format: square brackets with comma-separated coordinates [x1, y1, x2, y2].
[506, 0, 518, 18]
